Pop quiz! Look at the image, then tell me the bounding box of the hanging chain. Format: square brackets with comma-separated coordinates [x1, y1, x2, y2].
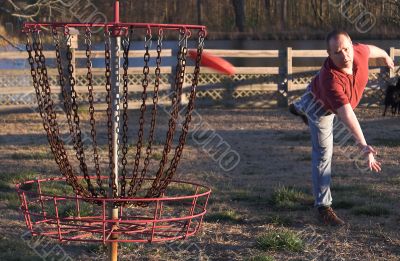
[120, 27, 133, 198]
[128, 28, 152, 195]
[85, 27, 105, 197]
[29, 28, 90, 198]
[52, 27, 80, 190]
[146, 29, 189, 198]
[156, 29, 205, 195]
[104, 27, 118, 198]
[66, 30, 97, 197]
[128, 28, 164, 198]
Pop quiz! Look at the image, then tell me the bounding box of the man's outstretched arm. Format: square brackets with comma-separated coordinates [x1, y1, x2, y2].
[367, 45, 394, 69]
[336, 104, 382, 172]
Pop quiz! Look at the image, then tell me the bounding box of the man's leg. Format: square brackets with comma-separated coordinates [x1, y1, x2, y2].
[309, 114, 334, 207]
[309, 113, 345, 225]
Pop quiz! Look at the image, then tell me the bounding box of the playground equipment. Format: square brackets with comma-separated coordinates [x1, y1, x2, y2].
[16, 1, 211, 260]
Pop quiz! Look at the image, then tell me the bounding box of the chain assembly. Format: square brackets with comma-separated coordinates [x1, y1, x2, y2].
[25, 24, 207, 204]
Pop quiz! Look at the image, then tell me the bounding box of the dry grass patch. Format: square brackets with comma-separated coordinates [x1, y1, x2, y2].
[247, 255, 275, 261]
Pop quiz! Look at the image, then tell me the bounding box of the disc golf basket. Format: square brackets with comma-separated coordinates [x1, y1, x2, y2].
[16, 1, 211, 260]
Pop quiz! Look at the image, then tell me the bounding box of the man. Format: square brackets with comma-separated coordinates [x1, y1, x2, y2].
[289, 30, 394, 226]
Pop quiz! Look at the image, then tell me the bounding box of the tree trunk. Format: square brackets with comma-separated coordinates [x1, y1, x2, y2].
[197, 0, 202, 25]
[231, 0, 245, 32]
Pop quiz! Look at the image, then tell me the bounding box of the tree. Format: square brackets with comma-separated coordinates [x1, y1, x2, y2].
[231, 0, 245, 32]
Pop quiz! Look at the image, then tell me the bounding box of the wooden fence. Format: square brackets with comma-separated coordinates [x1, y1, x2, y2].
[0, 47, 399, 109]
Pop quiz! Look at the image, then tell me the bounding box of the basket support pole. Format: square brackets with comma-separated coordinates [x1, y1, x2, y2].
[109, 1, 121, 259]
[109, 35, 121, 260]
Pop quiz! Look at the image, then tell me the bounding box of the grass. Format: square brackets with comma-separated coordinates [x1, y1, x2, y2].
[0, 192, 20, 210]
[10, 151, 53, 160]
[279, 133, 310, 142]
[257, 229, 304, 252]
[331, 184, 367, 192]
[269, 185, 313, 210]
[40, 180, 74, 195]
[204, 209, 243, 223]
[247, 255, 275, 261]
[352, 204, 391, 217]
[296, 154, 311, 161]
[266, 214, 293, 226]
[165, 183, 196, 196]
[332, 200, 356, 209]
[0, 171, 40, 184]
[0, 236, 44, 261]
[0, 171, 41, 210]
[332, 184, 394, 202]
[151, 151, 163, 161]
[373, 138, 400, 147]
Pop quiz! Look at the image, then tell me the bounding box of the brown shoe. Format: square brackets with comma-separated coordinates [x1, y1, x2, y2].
[318, 206, 345, 226]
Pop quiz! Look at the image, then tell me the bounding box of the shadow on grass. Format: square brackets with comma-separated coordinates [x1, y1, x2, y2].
[351, 204, 391, 217]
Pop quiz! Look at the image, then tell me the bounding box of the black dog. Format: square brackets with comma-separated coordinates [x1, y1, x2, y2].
[383, 78, 400, 116]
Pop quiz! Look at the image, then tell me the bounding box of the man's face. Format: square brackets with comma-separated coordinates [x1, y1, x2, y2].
[327, 34, 354, 71]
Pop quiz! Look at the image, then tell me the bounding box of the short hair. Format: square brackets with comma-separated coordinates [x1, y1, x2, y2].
[326, 30, 351, 50]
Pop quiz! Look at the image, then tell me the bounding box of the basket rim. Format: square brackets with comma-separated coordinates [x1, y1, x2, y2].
[15, 176, 212, 202]
[23, 22, 207, 31]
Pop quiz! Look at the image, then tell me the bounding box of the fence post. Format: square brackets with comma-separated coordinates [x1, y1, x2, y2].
[389, 47, 395, 79]
[286, 47, 293, 105]
[277, 49, 287, 107]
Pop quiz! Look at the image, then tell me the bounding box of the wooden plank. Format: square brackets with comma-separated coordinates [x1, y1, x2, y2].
[192, 66, 279, 74]
[0, 50, 173, 60]
[290, 84, 308, 91]
[74, 66, 173, 74]
[0, 67, 173, 76]
[204, 49, 279, 58]
[0, 84, 172, 94]
[291, 50, 327, 57]
[197, 83, 277, 91]
[0, 51, 55, 59]
[292, 66, 320, 73]
[231, 83, 277, 91]
[74, 49, 173, 58]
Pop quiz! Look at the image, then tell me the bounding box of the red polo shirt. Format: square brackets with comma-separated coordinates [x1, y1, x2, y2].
[311, 43, 370, 113]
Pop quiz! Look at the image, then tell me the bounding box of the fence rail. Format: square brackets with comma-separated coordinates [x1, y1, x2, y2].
[1, 47, 399, 109]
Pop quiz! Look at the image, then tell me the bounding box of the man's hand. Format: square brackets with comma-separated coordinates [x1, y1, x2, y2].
[384, 55, 394, 70]
[362, 145, 382, 172]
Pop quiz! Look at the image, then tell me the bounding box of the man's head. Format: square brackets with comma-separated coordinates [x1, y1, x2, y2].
[326, 30, 353, 72]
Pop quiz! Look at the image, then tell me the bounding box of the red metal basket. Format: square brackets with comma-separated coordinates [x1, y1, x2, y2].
[16, 177, 211, 243]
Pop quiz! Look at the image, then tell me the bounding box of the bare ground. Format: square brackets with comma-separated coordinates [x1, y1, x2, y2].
[0, 106, 399, 261]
